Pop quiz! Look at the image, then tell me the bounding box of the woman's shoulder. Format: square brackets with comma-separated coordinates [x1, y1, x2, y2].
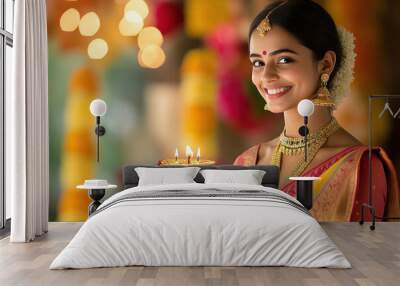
[233, 143, 261, 165]
[233, 138, 280, 165]
[325, 127, 362, 148]
[311, 127, 363, 165]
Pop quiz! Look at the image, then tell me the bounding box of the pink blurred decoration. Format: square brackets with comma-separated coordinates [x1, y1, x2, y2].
[218, 72, 271, 135]
[207, 24, 271, 135]
[154, 1, 183, 36]
[206, 24, 240, 62]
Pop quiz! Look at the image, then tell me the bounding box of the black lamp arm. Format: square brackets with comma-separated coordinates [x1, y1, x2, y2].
[95, 116, 106, 136]
[297, 116, 309, 163]
[94, 116, 106, 162]
[95, 126, 106, 136]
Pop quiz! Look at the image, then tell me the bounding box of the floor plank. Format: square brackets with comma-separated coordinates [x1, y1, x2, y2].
[0, 222, 399, 286]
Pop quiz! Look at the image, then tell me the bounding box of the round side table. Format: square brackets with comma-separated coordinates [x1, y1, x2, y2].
[289, 177, 320, 210]
[77, 184, 117, 216]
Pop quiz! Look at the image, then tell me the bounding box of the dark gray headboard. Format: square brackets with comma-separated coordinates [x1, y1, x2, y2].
[122, 165, 280, 189]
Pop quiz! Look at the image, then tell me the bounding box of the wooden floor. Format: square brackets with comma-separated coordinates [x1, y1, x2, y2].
[0, 222, 399, 286]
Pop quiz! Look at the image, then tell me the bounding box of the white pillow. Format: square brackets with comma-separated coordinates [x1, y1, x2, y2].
[135, 167, 201, 186]
[200, 169, 266, 185]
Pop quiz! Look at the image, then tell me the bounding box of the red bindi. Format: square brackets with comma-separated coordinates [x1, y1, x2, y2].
[262, 50, 267, 55]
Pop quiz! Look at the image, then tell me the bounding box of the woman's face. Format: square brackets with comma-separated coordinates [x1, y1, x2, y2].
[249, 25, 322, 113]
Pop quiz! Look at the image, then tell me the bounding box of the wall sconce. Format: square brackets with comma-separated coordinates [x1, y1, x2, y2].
[90, 99, 107, 162]
[297, 99, 314, 162]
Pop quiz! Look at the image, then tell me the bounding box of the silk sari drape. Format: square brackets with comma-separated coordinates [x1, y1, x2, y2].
[234, 145, 400, 221]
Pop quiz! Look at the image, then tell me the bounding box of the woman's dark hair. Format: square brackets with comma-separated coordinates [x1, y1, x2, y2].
[249, 0, 342, 88]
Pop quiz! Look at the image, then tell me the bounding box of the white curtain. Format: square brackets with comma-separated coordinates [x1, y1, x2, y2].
[6, 0, 49, 242]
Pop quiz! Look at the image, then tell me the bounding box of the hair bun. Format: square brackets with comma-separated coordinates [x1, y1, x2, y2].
[330, 27, 357, 106]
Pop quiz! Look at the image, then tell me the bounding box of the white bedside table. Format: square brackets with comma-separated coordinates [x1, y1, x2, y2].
[77, 182, 117, 215]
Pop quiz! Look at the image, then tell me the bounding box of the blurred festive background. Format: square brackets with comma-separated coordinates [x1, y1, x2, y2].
[46, 0, 400, 221]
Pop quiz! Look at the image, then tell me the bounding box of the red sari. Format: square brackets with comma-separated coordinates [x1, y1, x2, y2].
[234, 144, 400, 221]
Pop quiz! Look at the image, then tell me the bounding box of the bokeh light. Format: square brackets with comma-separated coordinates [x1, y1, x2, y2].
[124, 0, 149, 19]
[87, 38, 109, 59]
[119, 17, 143, 36]
[137, 50, 146, 67]
[140, 44, 166, 68]
[138, 26, 164, 50]
[59, 8, 80, 32]
[79, 12, 101, 36]
[125, 10, 143, 24]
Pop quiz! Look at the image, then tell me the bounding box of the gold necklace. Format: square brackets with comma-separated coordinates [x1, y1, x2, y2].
[278, 118, 339, 155]
[271, 118, 340, 177]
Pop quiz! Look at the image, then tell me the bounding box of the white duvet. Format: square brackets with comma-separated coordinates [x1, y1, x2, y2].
[50, 183, 351, 269]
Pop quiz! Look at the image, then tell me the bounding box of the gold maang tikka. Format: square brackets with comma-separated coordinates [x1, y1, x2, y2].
[256, 17, 272, 36]
[256, 1, 288, 36]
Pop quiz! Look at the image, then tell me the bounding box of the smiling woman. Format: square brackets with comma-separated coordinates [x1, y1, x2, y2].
[234, 0, 400, 222]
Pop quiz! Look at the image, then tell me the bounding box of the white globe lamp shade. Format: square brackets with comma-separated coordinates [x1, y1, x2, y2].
[297, 99, 314, 117]
[90, 99, 107, 117]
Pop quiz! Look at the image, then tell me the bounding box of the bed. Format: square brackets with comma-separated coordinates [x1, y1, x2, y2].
[50, 165, 350, 269]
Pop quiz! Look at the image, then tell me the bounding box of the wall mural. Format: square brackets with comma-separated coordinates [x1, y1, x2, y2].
[47, 0, 400, 221]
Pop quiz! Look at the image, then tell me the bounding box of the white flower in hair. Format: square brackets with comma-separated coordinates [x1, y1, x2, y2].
[330, 26, 357, 105]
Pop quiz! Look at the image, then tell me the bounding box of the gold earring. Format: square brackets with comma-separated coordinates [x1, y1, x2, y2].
[313, 73, 335, 107]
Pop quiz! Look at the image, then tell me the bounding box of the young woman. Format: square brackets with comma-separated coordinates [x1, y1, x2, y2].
[234, 0, 400, 221]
